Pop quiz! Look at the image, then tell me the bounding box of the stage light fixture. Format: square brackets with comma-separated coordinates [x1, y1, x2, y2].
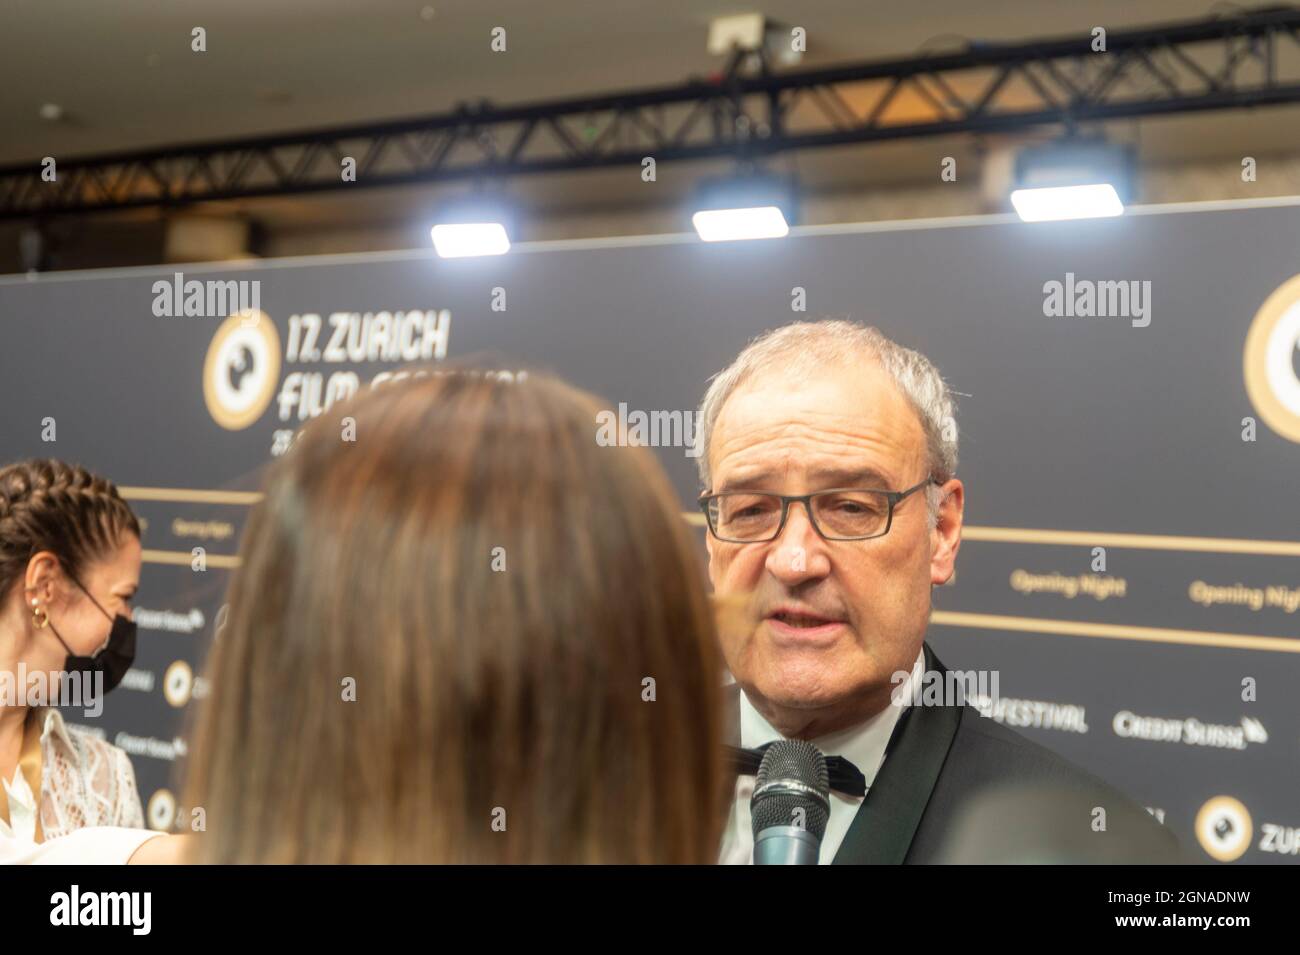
[430, 195, 514, 258]
[431, 223, 510, 258]
[691, 173, 796, 242]
[1010, 138, 1134, 222]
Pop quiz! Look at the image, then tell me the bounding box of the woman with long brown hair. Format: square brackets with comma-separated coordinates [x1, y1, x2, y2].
[181, 368, 729, 863]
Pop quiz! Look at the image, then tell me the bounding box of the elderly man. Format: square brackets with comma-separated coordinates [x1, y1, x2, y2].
[698, 319, 1180, 864]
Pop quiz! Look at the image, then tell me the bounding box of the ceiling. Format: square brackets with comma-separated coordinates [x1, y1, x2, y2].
[4, 0, 1299, 231]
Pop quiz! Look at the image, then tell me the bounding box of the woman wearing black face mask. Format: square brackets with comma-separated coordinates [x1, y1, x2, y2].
[0, 459, 145, 844]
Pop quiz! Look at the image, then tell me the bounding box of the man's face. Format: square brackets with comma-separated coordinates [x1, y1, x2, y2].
[704, 362, 961, 723]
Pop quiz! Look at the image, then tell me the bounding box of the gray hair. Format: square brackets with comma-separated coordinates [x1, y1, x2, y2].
[695, 320, 958, 520]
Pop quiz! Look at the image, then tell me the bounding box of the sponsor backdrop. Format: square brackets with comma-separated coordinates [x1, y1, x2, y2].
[1, 200, 1298, 862]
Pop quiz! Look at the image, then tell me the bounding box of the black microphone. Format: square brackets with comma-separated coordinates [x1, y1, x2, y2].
[750, 739, 831, 864]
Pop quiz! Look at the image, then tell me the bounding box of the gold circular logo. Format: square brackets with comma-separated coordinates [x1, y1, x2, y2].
[203, 310, 281, 430]
[163, 659, 194, 708]
[1244, 274, 1300, 443]
[1194, 795, 1252, 862]
[147, 788, 177, 831]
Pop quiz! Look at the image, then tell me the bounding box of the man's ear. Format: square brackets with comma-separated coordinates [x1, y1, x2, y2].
[930, 479, 964, 586]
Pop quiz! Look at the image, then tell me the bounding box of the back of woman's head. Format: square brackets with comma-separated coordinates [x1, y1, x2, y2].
[186, 369, 727, 863]
[0, 459, 140, 606]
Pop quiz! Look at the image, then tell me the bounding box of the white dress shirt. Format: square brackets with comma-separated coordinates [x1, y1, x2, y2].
[0, 707, 144, 844]
[719, 648, 924, 864]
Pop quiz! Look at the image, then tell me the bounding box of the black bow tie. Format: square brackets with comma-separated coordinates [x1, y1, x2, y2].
[727, 742, 867, 798]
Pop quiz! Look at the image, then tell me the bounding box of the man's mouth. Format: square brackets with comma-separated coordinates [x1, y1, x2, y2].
[770, 610, 836, 627]
[764, 607, 846, 641]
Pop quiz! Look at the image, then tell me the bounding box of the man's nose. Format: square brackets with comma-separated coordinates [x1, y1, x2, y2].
[764, 501, 830, 583]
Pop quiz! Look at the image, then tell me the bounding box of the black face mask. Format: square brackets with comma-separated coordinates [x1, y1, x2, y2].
[47, 577, 137, 695]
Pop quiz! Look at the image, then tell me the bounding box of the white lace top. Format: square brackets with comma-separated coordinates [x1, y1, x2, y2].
[0, 707, 144, 842]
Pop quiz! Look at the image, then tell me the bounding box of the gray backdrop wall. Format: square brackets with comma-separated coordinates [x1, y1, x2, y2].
[2, 199, 1297, 862]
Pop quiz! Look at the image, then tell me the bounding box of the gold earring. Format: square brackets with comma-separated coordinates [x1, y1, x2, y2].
[31, 601, 49, 629]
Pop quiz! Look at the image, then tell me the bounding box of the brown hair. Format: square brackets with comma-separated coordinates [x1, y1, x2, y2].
[0, 459, 141, 602]
[185, 369, 729, 863]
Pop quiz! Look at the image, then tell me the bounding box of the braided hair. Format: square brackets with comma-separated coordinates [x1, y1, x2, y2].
[0, 459, 141, 604]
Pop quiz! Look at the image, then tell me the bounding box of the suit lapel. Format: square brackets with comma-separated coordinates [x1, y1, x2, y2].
[831, 643, 962, 864]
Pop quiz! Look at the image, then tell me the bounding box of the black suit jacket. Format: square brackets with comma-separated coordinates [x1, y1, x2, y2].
[727, 642, 1186, 864]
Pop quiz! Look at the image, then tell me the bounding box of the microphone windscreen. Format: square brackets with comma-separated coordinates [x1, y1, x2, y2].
[751, 739, 831, 840]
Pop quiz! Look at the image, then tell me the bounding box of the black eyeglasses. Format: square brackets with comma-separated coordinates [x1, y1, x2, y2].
[698, 478, 937, 543]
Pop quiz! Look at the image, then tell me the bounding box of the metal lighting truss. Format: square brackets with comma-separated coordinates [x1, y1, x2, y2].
[4, 7, 1300, 219]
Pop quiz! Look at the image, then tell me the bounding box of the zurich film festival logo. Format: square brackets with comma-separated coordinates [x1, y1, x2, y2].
[1244, 273, 1300, 443]
[1195, 795, 1253, 862]
[203, 311, 281, 430]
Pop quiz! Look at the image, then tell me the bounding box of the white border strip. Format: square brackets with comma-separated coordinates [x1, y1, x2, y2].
[3, 193, 1299, 288]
